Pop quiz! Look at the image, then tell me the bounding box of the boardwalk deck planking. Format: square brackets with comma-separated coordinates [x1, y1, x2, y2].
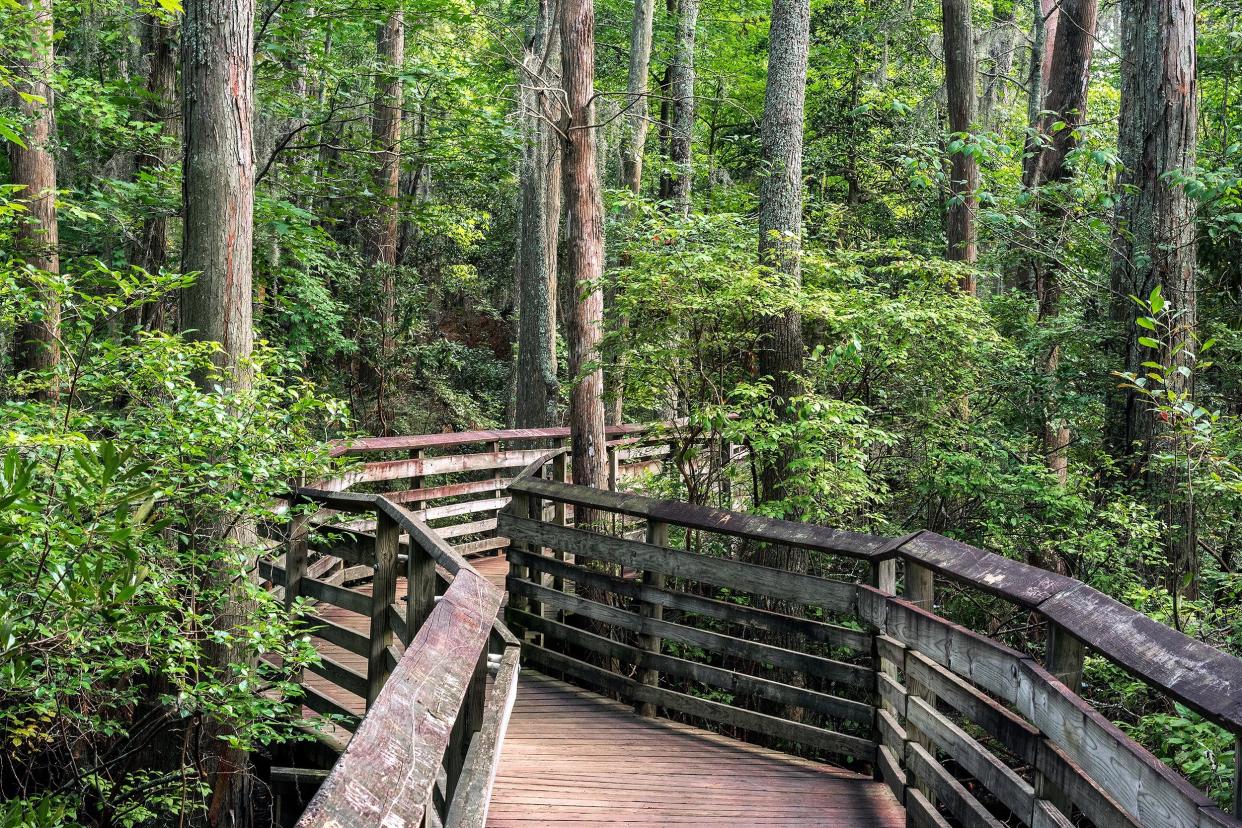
[486, 672, 905, 827]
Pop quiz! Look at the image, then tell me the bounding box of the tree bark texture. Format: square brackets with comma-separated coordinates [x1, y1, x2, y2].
[1109, 0, 1199, 595]
[182, 0, 256, 387]
[515, 0, 562, 429]
[560, 0, 608, 494]
[941, 0, 979, 277]
[756, 0, 809, 511]
[620, 0, 655, 194]
[9, 0, 61, 391]
[129, 15, 179, 331]
[365, 9, 404, 435]
[180, 0, 259, 820]
[668, 0, 699, 215]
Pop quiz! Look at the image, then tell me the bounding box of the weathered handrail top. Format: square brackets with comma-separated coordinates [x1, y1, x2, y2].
[329, 422, 667, 457]
[895, 531, 1242, 733]
[510, 475, 891, 559]
[510, 453, 1242, 736]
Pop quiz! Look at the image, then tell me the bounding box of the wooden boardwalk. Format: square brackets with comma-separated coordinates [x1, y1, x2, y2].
[487, 672, 906, 827]
[301, 558, 904, 826]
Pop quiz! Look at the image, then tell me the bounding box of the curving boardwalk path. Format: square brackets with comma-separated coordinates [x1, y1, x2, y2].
[303, 554, 904, 827]
[488, 672, 905, 827]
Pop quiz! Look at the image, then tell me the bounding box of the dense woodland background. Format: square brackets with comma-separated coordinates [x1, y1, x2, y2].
[2, 0, 1241, 822]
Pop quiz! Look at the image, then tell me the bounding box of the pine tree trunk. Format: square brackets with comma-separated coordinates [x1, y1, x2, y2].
[1109, 0, 1199, 597]
[180, 0, 257, 819]
[515, 0, 562, 429]
[9, 0, 61, 394]
[560, 0, 608, 495]
[941, 0, 978, 279]
[668, 0, 699, 215]
[756, 0, 809, 517]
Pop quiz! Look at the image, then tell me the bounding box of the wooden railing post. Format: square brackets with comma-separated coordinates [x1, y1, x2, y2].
[903, 561, 934, 612]
[368, 507, 400, 708]
[1234, 732, 1241, 819]
[607, 443, 619, 492]
[285, 507, 310, 612]
[407, 447, 424, 514]
[636, 519, 669, 718]
[1045, 621, 1085, 693]
[407, 525, 436, 642]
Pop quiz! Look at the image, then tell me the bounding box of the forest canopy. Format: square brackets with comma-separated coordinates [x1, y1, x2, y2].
[2, 0, 1241, 822]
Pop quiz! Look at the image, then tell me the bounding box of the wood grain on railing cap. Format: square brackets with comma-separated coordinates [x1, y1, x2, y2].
[893, 531, 1242, 733]
[297, 566, 501, 828]
[509, 476, 889, 559]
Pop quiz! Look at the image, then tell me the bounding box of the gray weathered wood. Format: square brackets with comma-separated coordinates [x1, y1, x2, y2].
[905, 741, 1006, 828]
[367, 510, 399, 708]
[638, 519, 668, 717]
[906, 695, 1035, 818]
[500, 512, 860, 614]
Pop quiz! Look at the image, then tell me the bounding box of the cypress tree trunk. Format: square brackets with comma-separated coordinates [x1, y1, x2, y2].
[756, 0, 809, 517]
[9, 0, 61, 394]
[1022, 0, 1097, 565]
[560, 0, 608, 494]
[941, 0, 979, 279]
[1109, 0, 1199, 598]
[181, 0, 258, 819]
[129, 14, 178, 332]
[620, 0, 656, 194]
[515, 0, 562, 429]
[668, 0, 699, 215]
[366, 8, 404, 435]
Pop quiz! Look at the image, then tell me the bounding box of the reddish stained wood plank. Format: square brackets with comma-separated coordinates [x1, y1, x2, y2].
[487, 672, 905, 827]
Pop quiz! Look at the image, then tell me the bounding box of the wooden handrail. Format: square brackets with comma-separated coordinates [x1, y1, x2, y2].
[329, 422, 667, 457]
[505, 450, 1242, 824]
[509, 452, 1242, 737]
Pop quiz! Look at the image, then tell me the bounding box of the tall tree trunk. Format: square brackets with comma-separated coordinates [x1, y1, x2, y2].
[657, 63, 673, 201]
[181, 0, 257, 819]
[1109, 0, 1199, 598]
[942, 0, 979, 280]
[1022, 0, 1097, 568]
[129, 14, 178, 332]
[366, 9, 405, 435]
[668, 0, 699, 215]
[620, 0, 655, 194]
[560, 0, 608, 494]
[978, 0, 1017, 128]
[9, 0, 60, 395]
[756, 0, 809, 517]
[515, 0, 562, 429]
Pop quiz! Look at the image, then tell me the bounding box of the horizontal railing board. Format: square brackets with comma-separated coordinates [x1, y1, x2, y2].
[876, 744, 906, 806]
[438, 517, 499, 540]
[1014, 659, 1214, 828]
[299, 577, 371, 617]
[340, 450, 552, 488]
[301, 684, 360, 730]
[500, 512, 860, 615]
[304, 653, 368, 700]
[508, 608, 873, 725]
[906, 785, 952, 828]
[298, 567, 501, 828]
[897, 532, 1075, 609]
[508, 477, 887, 559]
[307, 617, 371, 658]
[521, 642, 876, 761]
[454, 536, 510, 557]
[508, 577, 874, 689]
[330, 423, 656, 456]
[508, 546, 871, 652]
[905, 695, 1035, 819]
[905, 740, 1008, 828]
[387, 477, 512, 505]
